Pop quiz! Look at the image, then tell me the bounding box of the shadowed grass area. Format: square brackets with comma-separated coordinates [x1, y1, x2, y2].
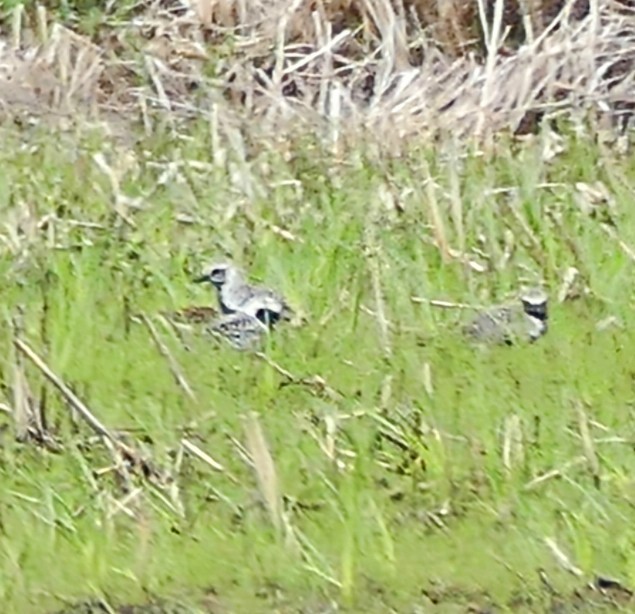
[1, 122, 635, 613]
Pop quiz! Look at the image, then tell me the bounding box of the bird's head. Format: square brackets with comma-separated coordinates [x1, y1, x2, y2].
[194, 262, 242, 289]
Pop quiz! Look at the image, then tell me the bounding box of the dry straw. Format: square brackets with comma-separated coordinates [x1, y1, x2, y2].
[0, 2, 633, 148]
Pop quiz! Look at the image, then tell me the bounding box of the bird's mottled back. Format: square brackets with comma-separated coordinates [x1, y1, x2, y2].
[208, 311, 269, 351]
[464, 289, 549, 345]
[463, 306, 516, 345]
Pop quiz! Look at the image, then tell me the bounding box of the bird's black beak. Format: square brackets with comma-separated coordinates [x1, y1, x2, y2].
[193, 274, 209, 284]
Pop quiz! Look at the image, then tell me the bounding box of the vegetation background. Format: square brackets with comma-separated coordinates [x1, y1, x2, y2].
[1, 0, 635, 612]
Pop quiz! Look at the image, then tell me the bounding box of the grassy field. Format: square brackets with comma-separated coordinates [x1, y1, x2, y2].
[1, 117, 635, 613]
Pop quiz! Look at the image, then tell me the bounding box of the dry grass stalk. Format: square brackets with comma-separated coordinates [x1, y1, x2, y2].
[380, 374, 393, 409]
[255, 351, 343, 400]
[600, 223, 635, 263]
[364, 212, 392, 358]
[476, 0, 505, 140]
[505, 199, 543, 255]
[181, 437, 240, 484]
[502, 413, 524, 475]
[422, 168, 451, 263]
[35, 5, 48, 44]
[544, 536, 584, 577]
[302, 416, 349, 471]
[14, 337, 164, 484]
[181, 437, 226, 473]
[147, 477, 186, 518]
[446, 146, 466, 262]
[106, 487, 143, 520]
[367, 252, 391, 358]
[11, 313, 35, 442]
[297, 374, 343, 401]
[92, 153, 137, 228]
[137, 313, 197, 402]
[323, 413, 339, 464]
[10, 5, 22, 50]
[523, 456, 586, 490]
[11, 353, 34, 441]
[422, 362, 434, 396]
[575, 400, 601, 488]
[244, 412, 294, 543]
[10, 311, 58, 449]
[254, 351, 297, 382]
[411, 297, 482, 309]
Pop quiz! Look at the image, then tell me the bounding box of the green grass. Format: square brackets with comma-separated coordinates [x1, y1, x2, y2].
[1, 122, 635, 613]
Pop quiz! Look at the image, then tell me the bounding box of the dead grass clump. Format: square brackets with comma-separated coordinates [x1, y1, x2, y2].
[0, 1, 634, 151]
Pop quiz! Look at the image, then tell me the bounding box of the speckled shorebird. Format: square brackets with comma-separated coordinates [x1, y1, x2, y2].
[463, 288, 548, 345]
[194, 262, 294, 326]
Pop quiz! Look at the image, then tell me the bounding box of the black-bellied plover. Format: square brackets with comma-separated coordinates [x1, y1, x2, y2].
[194, 262, 294, 326]
[463, 288, 548, 345]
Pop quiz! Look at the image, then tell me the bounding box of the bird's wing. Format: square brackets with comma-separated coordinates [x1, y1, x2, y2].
[209, 311, 267, 350]
[463, 306, 514, 344]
